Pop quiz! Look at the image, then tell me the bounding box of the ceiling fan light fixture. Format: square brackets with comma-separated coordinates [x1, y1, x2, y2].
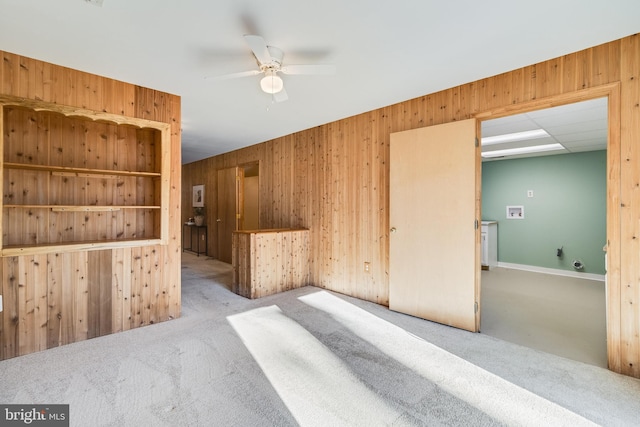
[260, 71, 284, 94]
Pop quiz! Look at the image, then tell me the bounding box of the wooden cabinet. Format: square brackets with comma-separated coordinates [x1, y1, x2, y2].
[232, 229, 310, 299]
[481, 221, 498, 270]
[0, 94, 170, 256]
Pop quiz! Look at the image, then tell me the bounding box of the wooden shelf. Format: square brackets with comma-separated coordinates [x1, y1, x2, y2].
[3, 205, 161, 211]
[1, 94, 171, 255]
[1, 238, 164, 257]
[3, 162, 161, 178]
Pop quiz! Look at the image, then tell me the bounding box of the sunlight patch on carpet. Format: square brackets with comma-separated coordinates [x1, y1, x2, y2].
[227, 305, 401, 426]
[299, 291, 597, 427]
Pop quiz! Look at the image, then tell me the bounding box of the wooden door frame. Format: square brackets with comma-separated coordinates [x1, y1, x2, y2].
[474, 82, 621, 370]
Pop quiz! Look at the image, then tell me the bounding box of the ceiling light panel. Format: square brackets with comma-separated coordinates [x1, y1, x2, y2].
[481, 129, 550, 146]
[481, 143, 566, 158]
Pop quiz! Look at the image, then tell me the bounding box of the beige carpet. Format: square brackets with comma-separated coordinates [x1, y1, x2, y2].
[481, 267, 607, 368]
[0, 253, 638, 426]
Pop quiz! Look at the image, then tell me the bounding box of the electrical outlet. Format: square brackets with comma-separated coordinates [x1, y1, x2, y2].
[364, 262, 370, 273]
[527, 190, 534, 198]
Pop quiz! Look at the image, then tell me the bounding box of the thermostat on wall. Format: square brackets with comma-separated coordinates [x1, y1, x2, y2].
[506, 205, 524, 219]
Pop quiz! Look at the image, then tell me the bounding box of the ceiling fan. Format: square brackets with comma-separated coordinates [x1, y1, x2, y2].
[209, 35, 336, 102]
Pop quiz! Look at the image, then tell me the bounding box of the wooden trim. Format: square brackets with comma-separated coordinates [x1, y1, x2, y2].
[48, 206, 155, 211]
[475, 120, 482, 332]
[0, 94, 170, 131]
[606, 83, 622, 373]
[159, 119, 171, 245]
[0, 104, 3, 253]
[474, 83, 620, 120]
[233, 228, 307, 234]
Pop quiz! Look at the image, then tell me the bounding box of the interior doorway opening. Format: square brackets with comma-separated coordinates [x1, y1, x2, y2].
[242, 162, 260, 230]
[478, 97, 608, 367]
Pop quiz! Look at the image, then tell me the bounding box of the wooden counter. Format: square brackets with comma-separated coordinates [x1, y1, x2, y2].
[231, 229, 310, 299]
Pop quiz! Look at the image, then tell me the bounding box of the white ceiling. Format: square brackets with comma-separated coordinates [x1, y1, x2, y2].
[0, 1, 637, 164]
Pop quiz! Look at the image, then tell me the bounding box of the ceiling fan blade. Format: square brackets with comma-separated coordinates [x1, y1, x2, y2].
[273, 87, 288, 103]
[244, 34, 272, 65]
[280, 64, 336, 75]
[205, 70, 262, 81]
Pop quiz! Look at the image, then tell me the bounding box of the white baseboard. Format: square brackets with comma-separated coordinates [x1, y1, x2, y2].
[495, 262, 605, 282]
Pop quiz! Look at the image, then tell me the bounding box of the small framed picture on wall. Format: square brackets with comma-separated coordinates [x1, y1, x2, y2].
[193, 185, 204, 207]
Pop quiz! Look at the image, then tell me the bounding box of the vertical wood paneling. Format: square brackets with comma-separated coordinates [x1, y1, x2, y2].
[152, 89, 181, 321]
[130, 246, 143, 328]
[140, 247, 151, 326]
[1, 257, 19, 359]
[47, 253, 63, 348]
[0, 51, 181, 360]
[183, 35, 640, 378]
[606, 83, 623, 374]
[28, 255, 48, 354]
[112, 247, 132, 332]
[56, 253, 75, 345]
[87, 250, 112, 338]
[72, 251, 89, 342]
[619, 34, 640, 377]
[2, 53, 20, 97]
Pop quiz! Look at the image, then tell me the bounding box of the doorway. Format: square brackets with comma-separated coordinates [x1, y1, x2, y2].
[478, 97, 608, 367]
[242, 162, 260, 230]
[216, 163, 260, 263]
[217, 166, 239, 263]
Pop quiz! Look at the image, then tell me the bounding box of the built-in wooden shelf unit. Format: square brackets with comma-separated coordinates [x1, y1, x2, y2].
[0, 94, 171, 256]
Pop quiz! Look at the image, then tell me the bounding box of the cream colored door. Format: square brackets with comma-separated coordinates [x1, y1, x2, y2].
[389, 119, 480, 332]
[217, 166, 239, 263]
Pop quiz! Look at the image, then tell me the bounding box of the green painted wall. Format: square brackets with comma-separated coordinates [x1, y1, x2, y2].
[481, 150, 606, 275]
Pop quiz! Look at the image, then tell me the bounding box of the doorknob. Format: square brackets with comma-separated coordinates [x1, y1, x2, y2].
[216, 219, 222, 222]
[390, 227, 397, 233]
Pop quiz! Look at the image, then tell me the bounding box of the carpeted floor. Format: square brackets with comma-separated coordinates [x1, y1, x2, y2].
[0, 253, 638, 426]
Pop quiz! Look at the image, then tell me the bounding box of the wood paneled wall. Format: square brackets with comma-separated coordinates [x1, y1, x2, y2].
[183, 35, 640, 377]
[0, 51, 182, 359]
